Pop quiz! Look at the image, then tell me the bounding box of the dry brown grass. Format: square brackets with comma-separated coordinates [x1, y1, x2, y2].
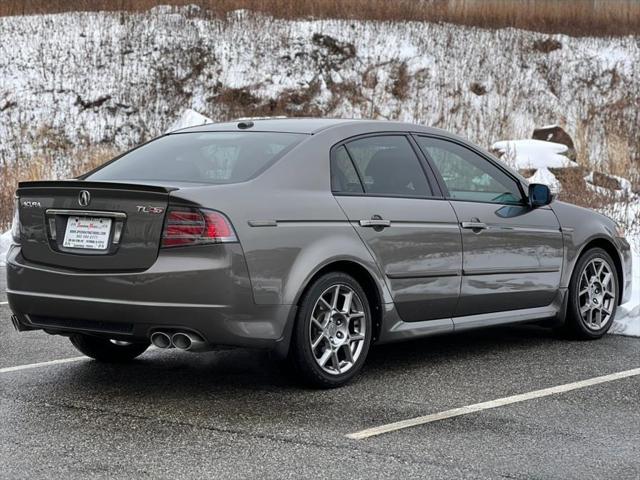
[0, 146, 117, 229]
[2, 0, 639, 37]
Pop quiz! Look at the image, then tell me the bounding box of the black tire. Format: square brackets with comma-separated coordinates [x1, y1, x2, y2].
[70, 334, 149, 362]
[289, 272, 372, 388]
[565, 247, 619, 340]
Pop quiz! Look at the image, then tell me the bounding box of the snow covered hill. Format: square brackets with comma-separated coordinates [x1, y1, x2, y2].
[0, 7, 638, 168]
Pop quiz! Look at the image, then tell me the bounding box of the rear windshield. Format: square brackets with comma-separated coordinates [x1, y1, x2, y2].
[86, 131, 305, 184]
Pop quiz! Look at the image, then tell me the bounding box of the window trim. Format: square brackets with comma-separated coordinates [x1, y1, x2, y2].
[329, 132, 443, 200]
[411, 133, 528, 206]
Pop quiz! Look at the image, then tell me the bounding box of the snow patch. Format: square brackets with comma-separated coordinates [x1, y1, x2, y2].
[492, 139, 578, 170]
[0, 230, 12, 267]
[165, 109, 213, 133]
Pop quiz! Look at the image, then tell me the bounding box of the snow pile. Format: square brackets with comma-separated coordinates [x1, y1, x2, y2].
[610, 236, 640, 337]
[491, 139, 578, 169]
[527, 166, 562, 193]
[166, 109, 212, 133]
[585, 171, 634, 198]
[0, 230, 11, 267]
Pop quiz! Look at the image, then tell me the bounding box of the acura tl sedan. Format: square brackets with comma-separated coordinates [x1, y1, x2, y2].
[6, 119, 632, 387]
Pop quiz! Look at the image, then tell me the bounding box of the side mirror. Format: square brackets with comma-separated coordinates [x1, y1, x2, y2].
[528, 183, 552, 207]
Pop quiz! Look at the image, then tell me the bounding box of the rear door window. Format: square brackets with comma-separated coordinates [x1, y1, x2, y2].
[86, 132, 305, 184]
[343, 135, 433, 197]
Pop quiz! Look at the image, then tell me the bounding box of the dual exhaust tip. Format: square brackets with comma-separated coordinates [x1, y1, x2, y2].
[150, 331, 207, 352]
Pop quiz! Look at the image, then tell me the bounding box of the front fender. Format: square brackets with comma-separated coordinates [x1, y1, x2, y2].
[552, 201, 630, 301]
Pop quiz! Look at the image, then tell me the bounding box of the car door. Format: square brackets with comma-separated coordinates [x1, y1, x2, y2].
[414, 135, 563, 317]
[331, 134, 462, 324]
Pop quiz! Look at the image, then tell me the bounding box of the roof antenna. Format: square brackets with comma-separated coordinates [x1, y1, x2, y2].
[237, 121, 254, 129]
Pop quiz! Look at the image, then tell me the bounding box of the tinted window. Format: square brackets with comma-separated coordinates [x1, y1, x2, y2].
[87, 132, 305, 184]
[331, 146, 364, 193]
[416, 137, 523, 204]
[344, 136, 432, 197]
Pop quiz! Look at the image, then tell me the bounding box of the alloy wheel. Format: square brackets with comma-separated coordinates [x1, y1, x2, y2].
[577, 257, 616, 330]
[308, 284, 367, 375]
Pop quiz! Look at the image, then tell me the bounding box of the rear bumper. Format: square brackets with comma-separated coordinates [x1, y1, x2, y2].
[6, 245, 294, 351]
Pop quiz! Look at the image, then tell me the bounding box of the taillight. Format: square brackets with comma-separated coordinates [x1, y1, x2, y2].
[161, 207, 237, 248]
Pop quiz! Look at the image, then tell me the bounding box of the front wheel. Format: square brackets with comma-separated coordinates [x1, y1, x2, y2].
[565, 248, 619, 339]
[70, 334, 149, 362]
[290, 272, 372, 388]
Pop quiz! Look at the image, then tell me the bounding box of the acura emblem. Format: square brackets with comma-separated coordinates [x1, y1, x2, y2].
[78, 190, 91, 207]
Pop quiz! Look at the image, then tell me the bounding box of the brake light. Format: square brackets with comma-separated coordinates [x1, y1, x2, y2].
[161, 207, 237, 248]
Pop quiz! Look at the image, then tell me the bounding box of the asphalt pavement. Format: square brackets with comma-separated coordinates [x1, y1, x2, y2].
[1, 267, 639, 479]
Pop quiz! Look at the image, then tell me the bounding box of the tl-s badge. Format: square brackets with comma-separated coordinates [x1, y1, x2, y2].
[137, 206, 165, 214]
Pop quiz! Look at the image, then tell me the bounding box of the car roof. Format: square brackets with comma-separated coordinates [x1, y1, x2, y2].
[173, 117, 440, 135]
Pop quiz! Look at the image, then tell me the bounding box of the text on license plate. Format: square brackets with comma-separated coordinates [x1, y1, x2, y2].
[63, 216, 112, 250]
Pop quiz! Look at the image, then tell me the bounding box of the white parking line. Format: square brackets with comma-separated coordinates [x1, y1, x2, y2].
[346, 367, 640, 440]
[0, 356, 86, 374]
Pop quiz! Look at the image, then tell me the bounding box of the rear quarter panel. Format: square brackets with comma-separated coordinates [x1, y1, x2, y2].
[168, 126, 406, 306]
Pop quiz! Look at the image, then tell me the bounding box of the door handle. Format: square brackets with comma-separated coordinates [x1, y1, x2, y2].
[461, 221, 487, 230]
[359, 219, 391, 228]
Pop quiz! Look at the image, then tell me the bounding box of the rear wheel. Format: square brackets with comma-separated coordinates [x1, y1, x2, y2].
[566, 248, 618, 339]
[290, 272, 372, 388]
[70, 334, 149, 362]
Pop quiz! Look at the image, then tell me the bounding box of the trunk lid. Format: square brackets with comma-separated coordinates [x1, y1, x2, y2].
[16, 180, 175, 271]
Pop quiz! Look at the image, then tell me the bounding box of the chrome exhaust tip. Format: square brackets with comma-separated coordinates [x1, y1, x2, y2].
[171, 332, 208, 352]
[150, 331, 172, 349]
[171, 332, 192, 350]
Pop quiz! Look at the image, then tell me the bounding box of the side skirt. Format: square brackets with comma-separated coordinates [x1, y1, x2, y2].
[377, 289, 566, 344]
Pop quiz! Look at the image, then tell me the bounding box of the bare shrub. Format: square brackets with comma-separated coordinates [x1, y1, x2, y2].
[532, 38, 562, 53]
[390, 62, 410, 101]
[0, 146, 118, 229]
[2, 0, 640, 37]
[551, 167, 612, 210]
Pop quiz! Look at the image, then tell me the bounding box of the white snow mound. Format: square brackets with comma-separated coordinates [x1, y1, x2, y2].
[492, 139, 578, 170]
[527, 167, 561, 193]
[0, 230, 12, 267]
[166, 109, 213, 133]
[610, 236, 640, 337]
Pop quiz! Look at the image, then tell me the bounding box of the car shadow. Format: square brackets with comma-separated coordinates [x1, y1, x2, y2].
[52, 324, 561, 393]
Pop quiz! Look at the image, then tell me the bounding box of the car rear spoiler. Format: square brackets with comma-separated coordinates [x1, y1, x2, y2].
[17, 180, 177, 195]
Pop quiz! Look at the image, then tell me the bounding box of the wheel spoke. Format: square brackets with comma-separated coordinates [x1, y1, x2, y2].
[319, 297, 332, 311]
[331, 351, 341, 373]
[330, 285, 341, 309]
[318, 348, 332, 367]
[350, 333, 365, 342]
[341, 290, 353, 314]
[312, 333, 325, 349]
[311, 316, 324, 330]
[343, 344, 355, 364]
